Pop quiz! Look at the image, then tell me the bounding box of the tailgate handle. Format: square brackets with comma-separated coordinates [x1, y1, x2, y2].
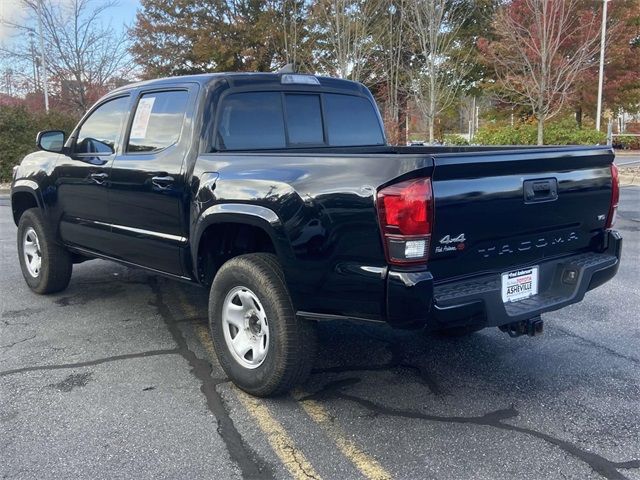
[524, 178, 558, 203]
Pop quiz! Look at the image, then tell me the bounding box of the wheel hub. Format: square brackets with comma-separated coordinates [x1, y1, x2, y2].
[222, 287, 270, 369]
[247, 312, 263, 335]
[23, 227, 42, 278]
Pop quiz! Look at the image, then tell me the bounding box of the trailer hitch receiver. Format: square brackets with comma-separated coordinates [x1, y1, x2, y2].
[499, 316, 544, 337]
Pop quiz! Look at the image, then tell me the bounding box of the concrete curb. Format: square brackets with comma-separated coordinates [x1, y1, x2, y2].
[615, 150, 640, 156]
[619, 174, 639, 187]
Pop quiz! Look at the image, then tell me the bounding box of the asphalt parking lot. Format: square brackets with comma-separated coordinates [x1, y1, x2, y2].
[1, 187, 639, 480]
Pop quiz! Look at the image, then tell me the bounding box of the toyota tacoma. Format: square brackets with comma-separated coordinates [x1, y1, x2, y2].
[10, 72, 622, 396]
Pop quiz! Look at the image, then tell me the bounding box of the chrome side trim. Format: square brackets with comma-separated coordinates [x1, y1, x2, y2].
[67, 218, 187, 244]
[110, 223, 188, 243]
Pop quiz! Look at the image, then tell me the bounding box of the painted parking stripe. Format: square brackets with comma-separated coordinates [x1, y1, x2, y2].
[234, 387, 323, 480]
[295, 392, 392, 480]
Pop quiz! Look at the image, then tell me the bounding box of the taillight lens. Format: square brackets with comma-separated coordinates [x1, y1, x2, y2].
[606, 163, 619, 229]
[377, 177, 433, 265]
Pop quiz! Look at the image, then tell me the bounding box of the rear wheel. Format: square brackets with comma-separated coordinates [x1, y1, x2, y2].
[17, 208, 72, 294]
[209, 253, 317, 397]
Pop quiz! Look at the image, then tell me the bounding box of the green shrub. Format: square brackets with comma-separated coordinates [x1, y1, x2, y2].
[443, 134, 469, 145]
[0, 106, 77, 183]
[474, 120, 606, 146]
[474, 123, 538, 145]
[613, 135, 640, 150]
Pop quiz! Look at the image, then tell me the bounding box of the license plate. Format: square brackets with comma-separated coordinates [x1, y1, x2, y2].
[501, 267, 538, 303]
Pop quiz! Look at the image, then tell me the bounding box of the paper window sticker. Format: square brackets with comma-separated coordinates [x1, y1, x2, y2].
[130, 96, 156, 139]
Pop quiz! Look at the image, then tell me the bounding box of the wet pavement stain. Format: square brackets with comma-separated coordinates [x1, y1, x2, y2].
[54, 284, 125, 307]
[1, 307, 45, 319]
[48, 372, 94, 392]
[0, 349, 180, 378]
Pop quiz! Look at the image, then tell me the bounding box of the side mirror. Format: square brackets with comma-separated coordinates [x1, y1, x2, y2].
[37, 130, 66, 153]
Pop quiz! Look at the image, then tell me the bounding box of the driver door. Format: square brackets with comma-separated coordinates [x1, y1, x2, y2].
[55, 95, 131, 255]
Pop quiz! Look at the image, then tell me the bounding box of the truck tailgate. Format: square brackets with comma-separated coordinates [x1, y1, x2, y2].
[428, 147, 615, 282]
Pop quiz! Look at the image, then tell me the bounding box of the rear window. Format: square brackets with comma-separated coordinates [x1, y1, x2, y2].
[215, 91, 383, 151]
[284, 94, 324, 145]
[323, 94, 384, 146]
[217, 92, 286, 150]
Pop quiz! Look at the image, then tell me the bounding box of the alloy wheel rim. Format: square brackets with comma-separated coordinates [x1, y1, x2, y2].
[23, 227, 42, 278]
[222, 286, 270, 369]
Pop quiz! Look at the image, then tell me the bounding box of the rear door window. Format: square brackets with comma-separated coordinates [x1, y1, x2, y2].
[323, 94, 384, 146]
[127, 90, 189, 153]
[217, 92, 286, 150]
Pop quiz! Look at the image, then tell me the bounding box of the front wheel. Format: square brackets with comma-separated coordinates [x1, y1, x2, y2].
[209, 253, 317, 397]
[17, 208, 72, 294]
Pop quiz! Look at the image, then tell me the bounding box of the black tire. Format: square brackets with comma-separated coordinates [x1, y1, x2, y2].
[209, 253, 317, 397]
[17, 208, 72, 294]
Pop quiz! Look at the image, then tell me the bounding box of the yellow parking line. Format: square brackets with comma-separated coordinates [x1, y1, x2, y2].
[235, 389, 323, 480]
[195, 323, 217, 360]
[295, 392, 392, 480]
[193, 323, 322, 480]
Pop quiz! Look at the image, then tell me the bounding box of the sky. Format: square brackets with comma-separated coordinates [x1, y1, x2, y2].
[0, 0, 140, 44]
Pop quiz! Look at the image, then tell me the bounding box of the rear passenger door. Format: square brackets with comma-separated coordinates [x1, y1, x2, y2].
[107, 86, 195, 276]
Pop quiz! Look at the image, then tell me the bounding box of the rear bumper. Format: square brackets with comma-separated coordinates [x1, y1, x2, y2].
[386, 230, 622, 329]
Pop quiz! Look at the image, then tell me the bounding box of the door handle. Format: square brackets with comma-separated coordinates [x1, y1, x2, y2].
[151, 175, 175, 190]
[89, 172, 108, 184]
[523, 178, 558, 203]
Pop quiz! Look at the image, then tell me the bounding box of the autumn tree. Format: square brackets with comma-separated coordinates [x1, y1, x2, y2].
[572, 0, 640, 126]
[481, 0, 601, 144]
[130, 0, 309, 77]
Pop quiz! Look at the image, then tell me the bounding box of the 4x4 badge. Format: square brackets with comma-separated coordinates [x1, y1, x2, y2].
[439, 233, 466, 244]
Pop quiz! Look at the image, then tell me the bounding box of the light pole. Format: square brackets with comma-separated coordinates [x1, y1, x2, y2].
[36, 0, 49, 112]
[596, 0, 610, 132]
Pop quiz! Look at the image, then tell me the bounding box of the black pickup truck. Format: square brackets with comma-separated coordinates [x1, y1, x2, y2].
[10, 72, 622, 396]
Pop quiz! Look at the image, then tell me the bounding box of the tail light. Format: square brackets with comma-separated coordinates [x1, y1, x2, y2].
[606, 163, 619, 229]
[377, 177, 433, 265]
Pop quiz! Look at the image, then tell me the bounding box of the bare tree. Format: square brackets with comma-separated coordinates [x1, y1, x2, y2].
[379, 0, 407, 143]
[279, 0, 304, 67]
[482, 0, 600, 144]
[409, 0, 472, 143]
[1, 0, 132, 112]
[311, 0, 384, 82]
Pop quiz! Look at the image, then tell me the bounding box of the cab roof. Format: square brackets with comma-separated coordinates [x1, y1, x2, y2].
[110, 72, 367, 95]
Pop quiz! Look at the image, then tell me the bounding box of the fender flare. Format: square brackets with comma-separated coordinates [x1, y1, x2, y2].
[10, 180, 44, 225]
[191, 203, 292, 280]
